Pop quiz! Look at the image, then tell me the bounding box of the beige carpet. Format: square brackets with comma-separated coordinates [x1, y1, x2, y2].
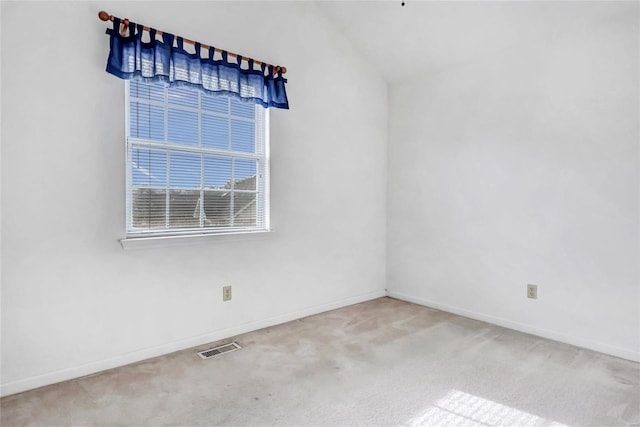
[2, 297, 639, 426]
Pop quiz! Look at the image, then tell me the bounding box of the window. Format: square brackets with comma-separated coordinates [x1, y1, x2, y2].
[125, 81, 269, 237]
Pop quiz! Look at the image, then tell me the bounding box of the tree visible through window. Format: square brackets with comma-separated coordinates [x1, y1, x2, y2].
[126, 81, 269, 235]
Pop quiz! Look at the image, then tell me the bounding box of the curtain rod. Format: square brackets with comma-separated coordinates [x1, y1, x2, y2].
[98, 11, 287, 75]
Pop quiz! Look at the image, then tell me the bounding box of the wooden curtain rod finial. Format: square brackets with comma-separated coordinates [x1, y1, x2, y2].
[98, 10, 112, 22]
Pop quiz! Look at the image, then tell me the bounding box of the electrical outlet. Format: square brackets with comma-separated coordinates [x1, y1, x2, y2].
[527, 284, 538, 299]
[223, 285, 232, 301]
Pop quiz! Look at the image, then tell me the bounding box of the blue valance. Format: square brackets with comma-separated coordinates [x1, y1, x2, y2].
[105, 18, 289, 109]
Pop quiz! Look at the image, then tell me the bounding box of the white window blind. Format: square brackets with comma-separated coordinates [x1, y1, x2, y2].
[125, 80, 269, 236]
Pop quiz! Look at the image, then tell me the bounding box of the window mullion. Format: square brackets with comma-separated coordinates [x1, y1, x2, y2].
[128, 139, 260, 160]
[198, 92, 205, 229]
[228, 99, 234, 227]
[255, 105, 263, 228]
[125, 81, 132, 232]
[164, 86, 170, 229]
[230, 159, 235, 228]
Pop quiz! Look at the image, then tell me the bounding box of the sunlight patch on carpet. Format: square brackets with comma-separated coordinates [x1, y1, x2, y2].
[409, 389, 570, 426]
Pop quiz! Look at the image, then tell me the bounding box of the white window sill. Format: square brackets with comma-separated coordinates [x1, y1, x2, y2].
[120, 229, 272, 250]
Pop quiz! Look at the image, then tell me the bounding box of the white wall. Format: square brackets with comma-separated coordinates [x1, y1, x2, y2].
[0, 1, 388, 395]
[387, 6, 639, 361]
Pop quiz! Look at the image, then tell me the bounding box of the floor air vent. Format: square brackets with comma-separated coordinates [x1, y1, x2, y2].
[197, 342, 241, 359]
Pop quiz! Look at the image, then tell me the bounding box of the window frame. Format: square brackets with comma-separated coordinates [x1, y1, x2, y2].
[121, 80, 270, 245]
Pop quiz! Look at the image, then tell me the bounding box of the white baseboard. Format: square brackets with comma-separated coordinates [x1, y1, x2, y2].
[1, 289, 387, 397]
[387, 291, 640, 363]
[5, 288, 635, 397]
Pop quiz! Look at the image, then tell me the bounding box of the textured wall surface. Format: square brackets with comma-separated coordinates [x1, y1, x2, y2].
[387, 4, 639, 361]
[1, 1, 388, 395]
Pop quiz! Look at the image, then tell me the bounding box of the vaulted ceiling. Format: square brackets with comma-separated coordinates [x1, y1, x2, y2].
[316, 1, 635, 84]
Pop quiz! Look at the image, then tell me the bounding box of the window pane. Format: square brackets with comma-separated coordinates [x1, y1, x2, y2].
[168, 86, 198, 108]
[202, 95, 228, 114]
[130, 80, 141, 99]
[130, 81, 164, 102]
[130, 102, 165, 141]
[231, 120, 254, 152]
[202, 115, 228, 149]
[131, 148, 167, 187]
[203, 191, 231, 227]
[169, 190, 201, 228]
[230, 99, 254, 119]
[132, 188, 166, 229]
[233, 192, 257, 226]
[204, 156, 232, 189]
[170, 152, 201, 188]
[168, 109, 198, 145]
[234, 159, 257, 191]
